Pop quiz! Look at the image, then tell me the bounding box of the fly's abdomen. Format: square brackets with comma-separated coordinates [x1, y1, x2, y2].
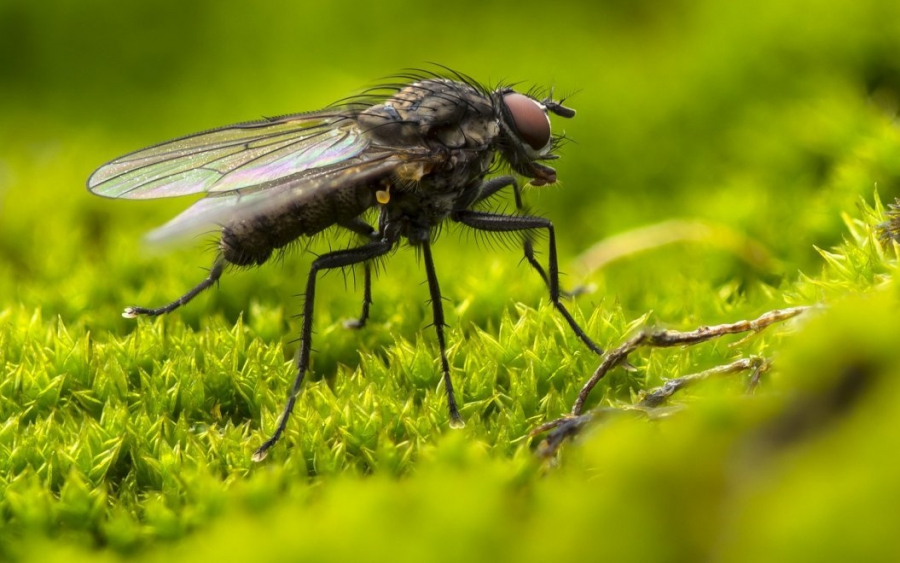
[221, 184, 376, 266]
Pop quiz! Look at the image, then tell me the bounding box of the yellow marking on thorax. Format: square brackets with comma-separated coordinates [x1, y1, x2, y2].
[395, 161, 435, 182]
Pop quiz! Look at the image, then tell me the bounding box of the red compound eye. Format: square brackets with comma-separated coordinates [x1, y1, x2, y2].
[502, 92, 551, 151]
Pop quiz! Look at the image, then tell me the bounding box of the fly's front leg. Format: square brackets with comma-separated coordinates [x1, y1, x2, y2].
[421, 239, 464, 427]
[452, 210, 604, 356]
[471, 177, 586, 299]
[253, 237, 394, 461]
[123, 256, 225, 318]
[521, 239, 590, 299]
[474, 175, 523, 209]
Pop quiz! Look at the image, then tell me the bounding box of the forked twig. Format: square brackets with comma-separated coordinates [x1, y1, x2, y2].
[637, 356, 771, 408]
[572, 306, 808, 416]
[533, 306, 810, 457]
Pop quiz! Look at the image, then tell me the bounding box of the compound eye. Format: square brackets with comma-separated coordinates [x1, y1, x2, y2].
[502, 92, 551, 151]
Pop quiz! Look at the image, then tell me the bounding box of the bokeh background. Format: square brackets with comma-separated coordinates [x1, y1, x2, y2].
[3, 0, 900, 560]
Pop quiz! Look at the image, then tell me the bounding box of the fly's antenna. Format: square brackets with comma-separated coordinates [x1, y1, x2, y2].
[542, 87, 577, 118]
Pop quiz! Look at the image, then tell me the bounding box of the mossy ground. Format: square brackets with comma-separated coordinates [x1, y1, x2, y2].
[3, 0, 900, 560]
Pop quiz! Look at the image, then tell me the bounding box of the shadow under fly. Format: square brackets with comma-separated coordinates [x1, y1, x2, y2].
[86, 67, 605, 460]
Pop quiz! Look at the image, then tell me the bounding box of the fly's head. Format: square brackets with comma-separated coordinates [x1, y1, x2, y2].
[493, 88, 576, 186]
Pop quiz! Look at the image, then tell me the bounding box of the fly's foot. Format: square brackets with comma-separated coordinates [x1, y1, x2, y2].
[561, 282, 597, 300]
[342, 317, 367, 330]
[122, 306, 159, 318]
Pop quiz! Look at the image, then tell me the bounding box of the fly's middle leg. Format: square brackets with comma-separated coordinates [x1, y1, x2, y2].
[451, 210, 604, 356]
[122, 257, 225, 318]
[339, 218, 377, 330]
[421, 239, 463, 427]
[253, 237, 394, 461]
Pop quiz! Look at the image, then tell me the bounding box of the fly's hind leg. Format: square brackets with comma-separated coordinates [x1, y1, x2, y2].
[342, 262, 372, 329]
[123, 256, 225, 318]
[253, 237, 394, 461]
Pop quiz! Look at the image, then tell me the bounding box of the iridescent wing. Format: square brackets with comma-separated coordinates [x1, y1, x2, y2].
[87, 111, 369, 199]
[143, 153, 406, 243]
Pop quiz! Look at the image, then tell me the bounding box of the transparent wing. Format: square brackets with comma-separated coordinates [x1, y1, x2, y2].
[143, 153, 407, 244]
[87, 111, 369, 199]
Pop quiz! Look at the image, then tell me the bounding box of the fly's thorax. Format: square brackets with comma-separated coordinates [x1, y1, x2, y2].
[359, 79, 497, 150]
[358, 104, 420, 146]
[458, 116, 500, 148]
[395, 161, 436, 183]
[390, 146, 494, 202]
[379, 185, 459, 238]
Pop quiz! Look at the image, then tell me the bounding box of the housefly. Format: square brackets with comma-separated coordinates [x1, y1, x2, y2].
[87, 68, 604, 461]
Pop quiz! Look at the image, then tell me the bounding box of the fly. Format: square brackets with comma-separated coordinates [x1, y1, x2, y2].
[87, 68, 604, 461]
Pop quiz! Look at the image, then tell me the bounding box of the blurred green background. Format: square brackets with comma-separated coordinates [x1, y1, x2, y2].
[3, 0, 900, 560]
[3, 0, 900, 319]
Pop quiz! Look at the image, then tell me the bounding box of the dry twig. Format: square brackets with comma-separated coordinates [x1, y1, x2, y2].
[573, 306, 808, 415]
[533, 306, 810, 457]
